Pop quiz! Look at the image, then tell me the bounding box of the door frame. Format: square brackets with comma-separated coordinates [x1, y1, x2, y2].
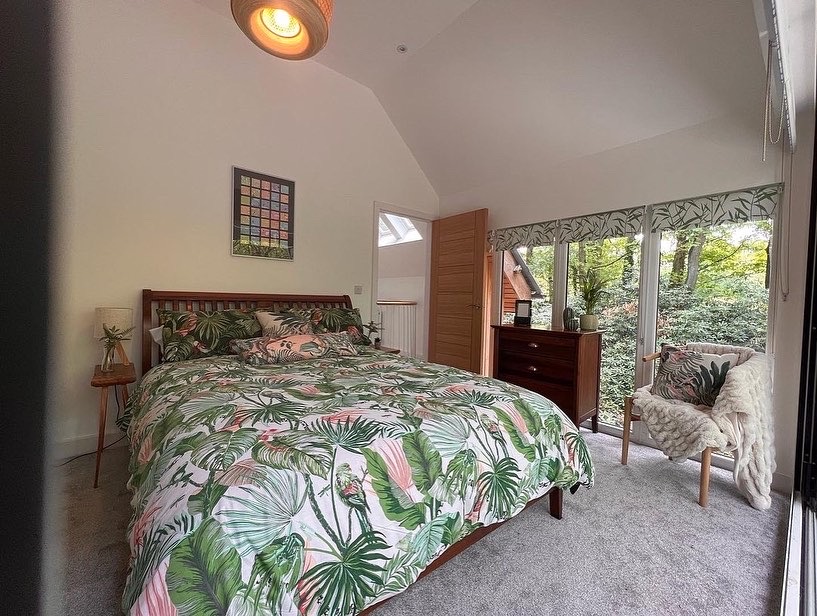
[371, 201, 434, 359]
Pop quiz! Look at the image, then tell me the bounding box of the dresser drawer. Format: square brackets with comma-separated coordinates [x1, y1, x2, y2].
[497, 351, 575, 384]
[497, 331, 576, 361]
[497, 372, 575, 415]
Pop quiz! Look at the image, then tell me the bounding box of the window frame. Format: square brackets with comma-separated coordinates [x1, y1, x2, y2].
[494, 207, 779, 440]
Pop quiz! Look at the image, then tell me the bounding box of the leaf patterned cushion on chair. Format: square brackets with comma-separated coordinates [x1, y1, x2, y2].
[254, 310, 315, 339]
[289, 307, 372, 345]
[158, 309, 261, 362]
[651, 346, 739, 407]
[234, 332, 359, 366]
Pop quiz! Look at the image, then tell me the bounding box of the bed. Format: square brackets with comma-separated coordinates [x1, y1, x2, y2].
[123, 289, 594, 615]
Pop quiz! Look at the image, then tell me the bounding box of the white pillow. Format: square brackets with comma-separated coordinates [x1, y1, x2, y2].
[149, 326, 164, 351]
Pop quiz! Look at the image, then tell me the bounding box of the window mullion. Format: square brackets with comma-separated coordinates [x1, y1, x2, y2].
[552, 241, 568, 327]
[636, 207, 659, 389]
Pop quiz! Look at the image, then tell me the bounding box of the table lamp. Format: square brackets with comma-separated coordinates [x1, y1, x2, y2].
[94, 307, 133, 372]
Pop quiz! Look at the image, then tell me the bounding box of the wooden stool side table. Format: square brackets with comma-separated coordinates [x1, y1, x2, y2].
[90, 363, 136, 488]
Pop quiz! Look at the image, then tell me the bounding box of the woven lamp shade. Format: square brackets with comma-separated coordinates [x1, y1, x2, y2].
[94, 307, 133, 339]
[232, 0, 334, 60]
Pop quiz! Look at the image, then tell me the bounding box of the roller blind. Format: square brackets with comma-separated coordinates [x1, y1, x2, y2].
[649, 183, 782, 233]
[488, 220, 557, 251]
[488, 184, 782, 251]
[556, 207, 644, 244]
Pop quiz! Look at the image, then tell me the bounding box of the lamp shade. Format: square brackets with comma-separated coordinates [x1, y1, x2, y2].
[231, 0, 334, 60]
[94, 307, 133, 339]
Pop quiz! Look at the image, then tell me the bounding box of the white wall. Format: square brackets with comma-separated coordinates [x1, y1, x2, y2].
[51, 0, 438, 456]
[440, 111, 780, 229]
[766, 0, 816, 493]
[442, 106, 817, 492]
[377, 220, 429, 358]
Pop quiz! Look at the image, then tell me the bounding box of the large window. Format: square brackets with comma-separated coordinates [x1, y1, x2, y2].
[500, 246, 555, 327]
[490, 184, 780, 435]
[567, 237, 641, 426]
[656, 221, 772, 352]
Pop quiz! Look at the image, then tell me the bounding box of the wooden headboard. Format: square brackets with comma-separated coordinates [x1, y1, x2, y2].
[141, 289, 353, 374]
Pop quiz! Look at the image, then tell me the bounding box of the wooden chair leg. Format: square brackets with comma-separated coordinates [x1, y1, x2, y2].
[699, 447, 713, 507]
[621, 396, 633, 465]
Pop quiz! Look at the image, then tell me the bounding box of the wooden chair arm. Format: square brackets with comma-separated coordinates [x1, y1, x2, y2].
[642, 351, 661, 363]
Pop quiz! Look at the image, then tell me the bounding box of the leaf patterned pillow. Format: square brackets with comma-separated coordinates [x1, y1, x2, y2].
[319, 331, 360, 357]
[158, 309, 261, 362]
[290, 307, 372, 345]
[254, 310, 314, 339]
[651, 345, 739, 406]
[234, 332, 359, 366]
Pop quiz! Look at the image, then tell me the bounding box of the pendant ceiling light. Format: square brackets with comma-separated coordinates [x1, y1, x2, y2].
[231, 0, 334, 61]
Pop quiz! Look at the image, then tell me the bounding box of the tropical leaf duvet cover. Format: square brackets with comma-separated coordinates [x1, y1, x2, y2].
[123, 349, 594, 615]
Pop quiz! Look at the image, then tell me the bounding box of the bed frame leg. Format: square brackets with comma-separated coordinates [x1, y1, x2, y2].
[549, 488, 563, 519]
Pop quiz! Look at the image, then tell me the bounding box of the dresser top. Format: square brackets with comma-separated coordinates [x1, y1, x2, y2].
[491, 324, 604, 336]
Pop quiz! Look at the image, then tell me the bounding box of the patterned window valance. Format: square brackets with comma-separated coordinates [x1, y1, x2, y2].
[649, 183, 782, 233]
[488, 183, 782, 251]
[556, 207, 644, 244]
[488, 220, 557, 252]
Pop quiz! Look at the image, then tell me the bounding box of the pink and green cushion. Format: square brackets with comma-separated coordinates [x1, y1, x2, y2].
[254, 310, 315, 339]
[289, 307, 372, 345]
[234, 331, 359, 366]
[651, 345, 739, 407]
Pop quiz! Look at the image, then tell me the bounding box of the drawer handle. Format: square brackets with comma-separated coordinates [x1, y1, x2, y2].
[528, 365, 538, 373]
[527, 342, 539, 349]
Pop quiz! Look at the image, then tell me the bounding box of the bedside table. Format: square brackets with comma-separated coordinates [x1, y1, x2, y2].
[378, 346, 400, 354]
[90, 363, 136, 488]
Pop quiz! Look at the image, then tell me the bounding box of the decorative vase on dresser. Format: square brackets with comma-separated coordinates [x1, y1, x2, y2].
[491, 325, 602, 432]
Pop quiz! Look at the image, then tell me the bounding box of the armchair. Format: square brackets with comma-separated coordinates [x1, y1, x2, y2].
[621, 343, 774, 509]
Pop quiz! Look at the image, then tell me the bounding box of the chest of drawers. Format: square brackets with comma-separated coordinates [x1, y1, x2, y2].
[492, 325, 601, 431]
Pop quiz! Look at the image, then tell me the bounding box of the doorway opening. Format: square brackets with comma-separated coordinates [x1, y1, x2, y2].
[374, 206, 431, 359]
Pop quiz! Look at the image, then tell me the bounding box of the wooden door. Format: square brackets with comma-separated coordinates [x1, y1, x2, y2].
[428, 209, 488, 372]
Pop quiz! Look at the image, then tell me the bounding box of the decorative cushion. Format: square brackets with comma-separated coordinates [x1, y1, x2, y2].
[158, 309, 261, 362]
[651, 345, 739, 407]
[319, 332, 360, 357]
[254, 310, 315, 339]
[290, 307, 372, 345]
[234, 332, 359, 366]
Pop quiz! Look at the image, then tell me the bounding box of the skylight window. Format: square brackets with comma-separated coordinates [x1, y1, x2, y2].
[378, 213, 423, 247]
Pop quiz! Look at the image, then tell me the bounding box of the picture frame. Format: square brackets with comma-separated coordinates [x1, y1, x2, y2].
[514, 299, 532, 326]
[232, 167, 295, 260]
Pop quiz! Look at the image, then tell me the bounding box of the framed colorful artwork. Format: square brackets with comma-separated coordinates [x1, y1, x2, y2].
[232, 167, 295, 260]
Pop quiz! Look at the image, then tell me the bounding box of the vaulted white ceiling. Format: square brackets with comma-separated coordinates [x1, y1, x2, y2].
[195, 0, 766, 199]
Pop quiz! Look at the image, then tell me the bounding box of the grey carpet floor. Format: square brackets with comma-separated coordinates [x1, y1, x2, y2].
[56, 433, 787, 615]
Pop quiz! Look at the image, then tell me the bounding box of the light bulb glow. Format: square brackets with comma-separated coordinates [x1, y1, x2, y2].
[260, 8, 301, 38]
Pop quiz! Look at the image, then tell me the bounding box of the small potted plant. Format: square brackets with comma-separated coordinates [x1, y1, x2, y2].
[99, 324, 135, 372]
[364, 320, 381, 349]
[576, 267, 608, 331]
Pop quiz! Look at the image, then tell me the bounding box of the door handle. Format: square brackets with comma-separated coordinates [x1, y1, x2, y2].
[467, 304, 481, 310]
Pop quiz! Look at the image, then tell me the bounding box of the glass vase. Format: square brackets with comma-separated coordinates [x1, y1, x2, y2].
[101, 344, 116, 372]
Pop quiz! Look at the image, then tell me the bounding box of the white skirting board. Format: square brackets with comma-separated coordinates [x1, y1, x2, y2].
[53, 430, 129, 461]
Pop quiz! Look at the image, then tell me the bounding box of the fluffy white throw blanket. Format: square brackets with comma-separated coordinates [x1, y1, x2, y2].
[635, 345, 775, 510]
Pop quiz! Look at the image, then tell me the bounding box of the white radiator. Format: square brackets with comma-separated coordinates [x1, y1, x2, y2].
[377, 301, 417, 357]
